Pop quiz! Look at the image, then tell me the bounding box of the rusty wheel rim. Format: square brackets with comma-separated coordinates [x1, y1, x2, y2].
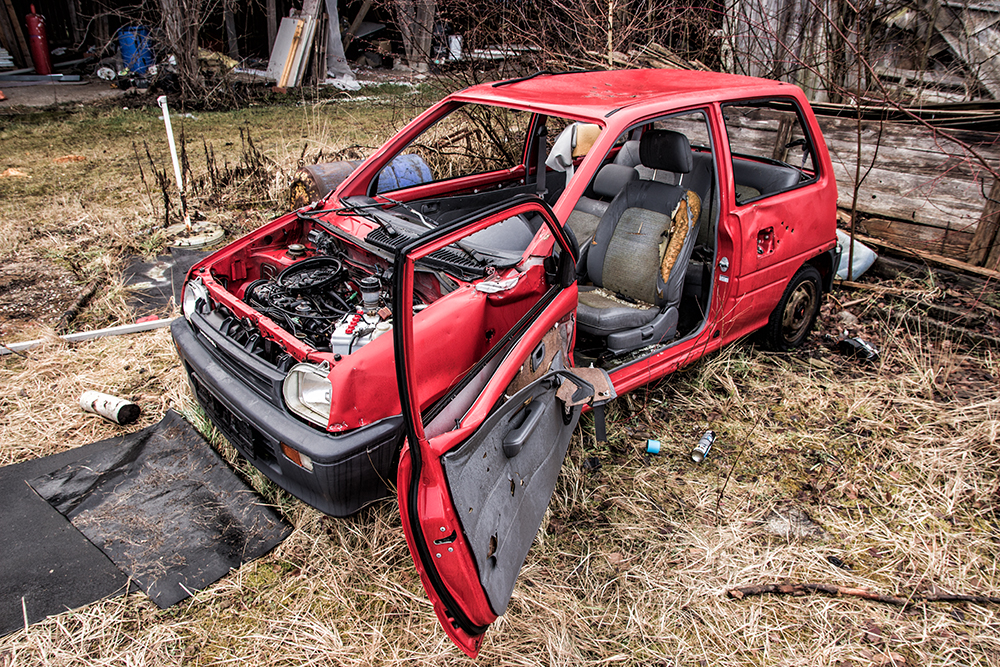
[781, 280, 817, 344]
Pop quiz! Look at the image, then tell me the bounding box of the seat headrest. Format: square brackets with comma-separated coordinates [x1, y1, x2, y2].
[639, 129, 692, 173]
[592, 164, 639, 199]
[612, 140, 641, 168]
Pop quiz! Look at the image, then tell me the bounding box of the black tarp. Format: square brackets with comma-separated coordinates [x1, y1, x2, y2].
[0, 441, 131, 637]
[123, 248, 210, 316]
[28, 410, 292, 608]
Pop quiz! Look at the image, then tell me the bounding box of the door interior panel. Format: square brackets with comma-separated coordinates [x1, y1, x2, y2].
[441, 373, 580, 615]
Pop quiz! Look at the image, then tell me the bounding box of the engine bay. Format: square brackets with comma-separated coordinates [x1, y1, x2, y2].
[243, 254, 393, 356]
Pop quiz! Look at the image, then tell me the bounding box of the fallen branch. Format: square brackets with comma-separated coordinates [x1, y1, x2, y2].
[834, 280, 933, 298]
[54, 276, 104, 333]
[727, 582, 1000, 607]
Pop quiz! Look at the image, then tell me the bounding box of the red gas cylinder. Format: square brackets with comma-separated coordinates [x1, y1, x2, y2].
[25, 5, 52, 75]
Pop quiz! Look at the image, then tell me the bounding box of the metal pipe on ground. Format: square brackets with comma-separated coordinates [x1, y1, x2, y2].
[0, 318, 176, 356]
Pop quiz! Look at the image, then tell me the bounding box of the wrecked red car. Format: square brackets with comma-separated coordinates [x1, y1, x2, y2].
[172, 69, 838, 655]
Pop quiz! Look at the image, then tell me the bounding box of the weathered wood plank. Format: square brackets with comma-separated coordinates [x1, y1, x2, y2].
[969, 178, 1000, 265]
[855, 231, 1000, 281]
[818, 117, 1000, 175]
[862, 217, 973, 257]
[829, 160, 984, 232]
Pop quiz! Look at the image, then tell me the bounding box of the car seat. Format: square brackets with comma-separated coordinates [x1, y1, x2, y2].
[565, 163, 639, 244]
[576, 129, 702, 355]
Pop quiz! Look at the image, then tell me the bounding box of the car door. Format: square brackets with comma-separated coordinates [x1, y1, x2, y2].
[721, 100, 832, 289]
[392, 196, 588, 657]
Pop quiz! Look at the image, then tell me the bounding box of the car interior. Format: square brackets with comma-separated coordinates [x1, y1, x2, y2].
[359, 101, 835, 371]
[564, 112, 720, 367]
[359, 106, 725, 370]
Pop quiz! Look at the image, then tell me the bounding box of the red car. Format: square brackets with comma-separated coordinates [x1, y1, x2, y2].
[172, 69, 838, 655]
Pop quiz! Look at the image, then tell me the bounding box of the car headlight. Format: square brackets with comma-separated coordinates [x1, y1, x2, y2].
[283, 362, 333, 428]
[182, 278, 210, 321]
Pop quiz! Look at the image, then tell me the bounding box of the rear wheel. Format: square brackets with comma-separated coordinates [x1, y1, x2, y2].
[761, 265, 822, 351]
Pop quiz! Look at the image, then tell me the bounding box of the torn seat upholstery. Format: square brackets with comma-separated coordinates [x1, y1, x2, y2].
[577, 129, 702, 354]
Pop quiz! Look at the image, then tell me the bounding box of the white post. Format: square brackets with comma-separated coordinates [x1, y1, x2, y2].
[157, 95, 192, 232]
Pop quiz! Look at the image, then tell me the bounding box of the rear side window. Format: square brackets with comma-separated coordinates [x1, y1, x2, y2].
[653, 113, 712, 151]
[722, 100, 818, 205]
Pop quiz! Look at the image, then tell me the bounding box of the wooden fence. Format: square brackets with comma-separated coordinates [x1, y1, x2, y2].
[817, 116, 1000, 263]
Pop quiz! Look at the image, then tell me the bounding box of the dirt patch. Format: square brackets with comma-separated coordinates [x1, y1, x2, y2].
[0, 81, 125, 111]
[0, 257, 79, 328]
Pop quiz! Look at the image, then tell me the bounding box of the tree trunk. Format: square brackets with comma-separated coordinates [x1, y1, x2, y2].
[158, 0, 204, 106]
[395, 0, 435, 71]
[224, 0, 239, 60]
[267, 0, 276, 52]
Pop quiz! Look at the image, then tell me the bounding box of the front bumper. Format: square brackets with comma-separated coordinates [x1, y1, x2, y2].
[171, 317, 403, 517]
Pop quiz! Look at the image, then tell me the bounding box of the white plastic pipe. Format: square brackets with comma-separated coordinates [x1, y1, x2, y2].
[80, 390, 141, 425]
[0, 317, 176, 356]
[157, 95, 192, 231]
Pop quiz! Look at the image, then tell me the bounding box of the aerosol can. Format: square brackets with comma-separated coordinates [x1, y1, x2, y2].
[691, 430, 715, 463]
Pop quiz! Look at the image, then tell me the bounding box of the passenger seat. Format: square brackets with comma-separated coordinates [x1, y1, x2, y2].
[613, 139, 676, 184]
[565, 163, 638, 244]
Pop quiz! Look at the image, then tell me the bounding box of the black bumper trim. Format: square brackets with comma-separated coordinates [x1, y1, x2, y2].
[171, 318, 403, 517]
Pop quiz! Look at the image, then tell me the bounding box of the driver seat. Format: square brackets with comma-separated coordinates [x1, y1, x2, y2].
[576, 130, 702, 355]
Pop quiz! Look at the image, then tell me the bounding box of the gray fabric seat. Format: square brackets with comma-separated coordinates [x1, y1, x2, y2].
[621, 137, 717, 248]
[613, 139, 676, 184]
[565, 163, 639, 243]
[732, 159, 802, 202]
[576, 130, 702, 354]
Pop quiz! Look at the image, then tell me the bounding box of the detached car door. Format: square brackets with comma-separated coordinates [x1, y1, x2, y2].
[392, 196, 588, 657]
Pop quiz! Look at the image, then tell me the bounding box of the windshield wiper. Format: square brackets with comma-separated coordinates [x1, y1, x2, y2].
[381, 197, 434, 229]
[380, 197, 491, 264]
[333, 199, 399, 237]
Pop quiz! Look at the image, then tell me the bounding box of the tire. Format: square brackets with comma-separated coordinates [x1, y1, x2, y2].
[761, 265, 822, 351]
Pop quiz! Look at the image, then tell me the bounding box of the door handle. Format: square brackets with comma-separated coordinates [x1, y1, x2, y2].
[502, 401, 547, 458]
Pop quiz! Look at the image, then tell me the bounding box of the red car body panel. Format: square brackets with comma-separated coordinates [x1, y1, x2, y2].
[394, 201, 579, 658]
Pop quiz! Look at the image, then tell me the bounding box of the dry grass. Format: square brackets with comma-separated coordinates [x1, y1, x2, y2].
[0, 89, 416, 342]
[0, 313, 997, 666]
[1, 92, 999, 666]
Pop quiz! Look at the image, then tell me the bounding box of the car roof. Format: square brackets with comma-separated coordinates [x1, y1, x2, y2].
[450, 69, 801, 123]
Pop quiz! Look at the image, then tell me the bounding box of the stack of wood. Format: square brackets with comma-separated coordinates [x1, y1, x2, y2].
[266, 0, 376, 89]
[0, 0, 28, 70]
[816, 113, 1000, 262]
[266, 12, 322, 88]
[549, 42, 709, 73]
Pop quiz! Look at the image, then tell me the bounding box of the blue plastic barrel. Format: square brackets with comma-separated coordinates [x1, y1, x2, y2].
[118, 27, 153, 75]
[376, 154, 433, 193]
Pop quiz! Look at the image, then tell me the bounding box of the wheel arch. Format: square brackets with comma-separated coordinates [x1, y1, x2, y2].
[807, 247, 839, 293]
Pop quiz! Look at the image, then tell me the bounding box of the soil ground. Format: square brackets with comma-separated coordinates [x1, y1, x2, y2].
[0, 80, 126, 108]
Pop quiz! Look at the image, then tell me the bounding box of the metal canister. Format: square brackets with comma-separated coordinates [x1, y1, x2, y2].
[25, 6, 52, 76]
[80, 391, 141, 425]
[691, 430, 715, 463]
